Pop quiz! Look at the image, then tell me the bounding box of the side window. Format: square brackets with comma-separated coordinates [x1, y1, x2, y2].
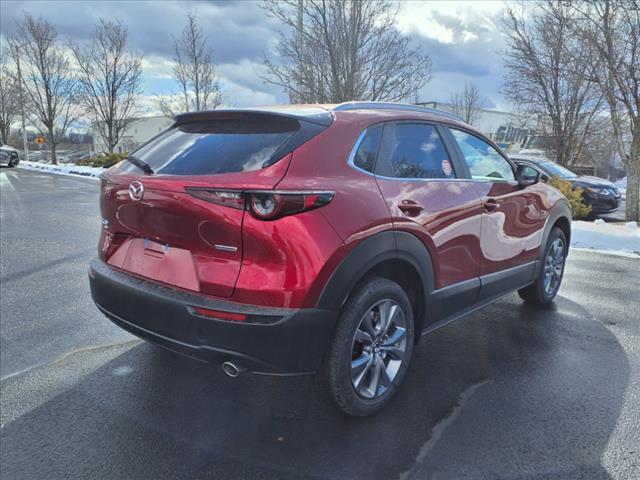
[352, 125, 383, 173]
[375, 123, 455, 179]
[450, 129, 515, 182]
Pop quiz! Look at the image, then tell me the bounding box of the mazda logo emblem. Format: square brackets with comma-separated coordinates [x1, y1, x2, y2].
[129, 181, 144, 201]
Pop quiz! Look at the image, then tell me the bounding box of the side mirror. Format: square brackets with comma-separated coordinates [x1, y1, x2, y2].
[516, 164, 540, 187]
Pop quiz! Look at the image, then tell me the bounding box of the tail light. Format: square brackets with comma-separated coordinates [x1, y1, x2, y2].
[246, 191, 334, 220]
[185, 188, 334, 221]
[185, 189, 244, 209]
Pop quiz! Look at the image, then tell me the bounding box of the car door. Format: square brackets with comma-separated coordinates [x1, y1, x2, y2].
[446, 128, 549, 300]
[371, 121, 484, 323]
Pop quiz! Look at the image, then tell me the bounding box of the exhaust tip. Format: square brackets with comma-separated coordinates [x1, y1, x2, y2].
[222, 361, 243, 378]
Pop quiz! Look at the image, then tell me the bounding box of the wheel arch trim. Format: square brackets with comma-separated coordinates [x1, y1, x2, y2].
[315, 230, 434, 322]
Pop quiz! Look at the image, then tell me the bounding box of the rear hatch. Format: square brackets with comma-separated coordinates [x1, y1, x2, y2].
[99, 110, 330, 297]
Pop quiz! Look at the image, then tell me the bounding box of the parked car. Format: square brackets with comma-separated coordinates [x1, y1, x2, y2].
[0, 142, 20, 167]
[510, 154, 621, 215]
[89, 103, 571, 416]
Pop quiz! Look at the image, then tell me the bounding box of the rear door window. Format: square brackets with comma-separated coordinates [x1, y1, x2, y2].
[375, 123, 455, 179]
[124, 119, 299, 175]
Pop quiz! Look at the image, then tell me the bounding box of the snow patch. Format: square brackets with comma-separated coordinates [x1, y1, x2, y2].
[571, 220, 640, 257]
[17, 160, 103, 180]
[614, 177, 627, 189]
[614, 177, 627, 199]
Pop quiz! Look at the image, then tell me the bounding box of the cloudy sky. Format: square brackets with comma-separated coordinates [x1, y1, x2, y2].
[0, 0, 512, 113]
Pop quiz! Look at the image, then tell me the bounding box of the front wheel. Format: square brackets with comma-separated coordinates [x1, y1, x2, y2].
[8, 153, 19, 168]
[518, 227, 568, 305]
[323, 277, 414, 416]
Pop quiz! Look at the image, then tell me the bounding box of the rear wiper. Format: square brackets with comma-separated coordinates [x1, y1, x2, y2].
[126, 155, 154, 174]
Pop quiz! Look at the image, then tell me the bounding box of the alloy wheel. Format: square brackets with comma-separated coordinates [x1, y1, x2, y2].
[543, 237, 565, 295]
[350, 299, 407, 399]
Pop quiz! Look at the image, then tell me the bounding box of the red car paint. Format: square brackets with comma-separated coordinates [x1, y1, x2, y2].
[98, 104, 565, 311]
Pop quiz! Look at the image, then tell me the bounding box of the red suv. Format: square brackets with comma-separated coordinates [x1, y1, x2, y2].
[89, 103, 571, 416]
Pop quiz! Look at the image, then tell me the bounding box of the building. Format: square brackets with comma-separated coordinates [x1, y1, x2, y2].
[92, 116, 173, 154]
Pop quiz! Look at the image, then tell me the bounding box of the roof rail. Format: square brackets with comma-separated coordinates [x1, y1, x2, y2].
[332, 101, 464, 122]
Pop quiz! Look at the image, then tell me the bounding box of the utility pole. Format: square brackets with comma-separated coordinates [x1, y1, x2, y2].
[12, 42, 29, 162]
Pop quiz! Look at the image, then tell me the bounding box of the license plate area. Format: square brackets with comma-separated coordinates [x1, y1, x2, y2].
[108, 238, 200, 292]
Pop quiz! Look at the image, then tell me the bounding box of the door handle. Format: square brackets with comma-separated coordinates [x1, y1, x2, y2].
[398, 200, 424, 216]
[484, 198, 499, 212]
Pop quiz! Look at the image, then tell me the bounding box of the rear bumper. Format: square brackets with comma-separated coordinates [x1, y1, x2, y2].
[88, 258, 337, 375]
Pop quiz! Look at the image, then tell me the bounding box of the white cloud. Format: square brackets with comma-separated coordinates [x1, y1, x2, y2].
[141, 55, 176, 80]
[217, 60, 272, 93]
[1, 0, 523, 117]
[397, 1, 504, 44]
[220, 82, 280, 108]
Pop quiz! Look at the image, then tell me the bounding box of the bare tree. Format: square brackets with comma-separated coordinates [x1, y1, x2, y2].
[0, 59, 20, 144]
[261, 0, 432, 103]
[579, 116, 619, 178]
[571, 0, 640, 221]
[71, 19, 142, 154]
[449, 82, 488, 126]
[156, 13, 223, 117]
[502, 2, 604, 167]
[9, 14, 77, 164]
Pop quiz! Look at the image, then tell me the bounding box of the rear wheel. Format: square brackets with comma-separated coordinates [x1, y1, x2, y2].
[8, 153, 19, 168]
[518, 227, 567, 305]
[323, 277, 414, 416]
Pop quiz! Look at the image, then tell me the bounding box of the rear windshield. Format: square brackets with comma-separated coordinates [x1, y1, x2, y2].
[122, 119, 299, 175]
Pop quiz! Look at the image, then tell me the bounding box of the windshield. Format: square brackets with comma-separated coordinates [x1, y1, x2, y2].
[121, 118, 299, 175]
[539, 161, 577, 178]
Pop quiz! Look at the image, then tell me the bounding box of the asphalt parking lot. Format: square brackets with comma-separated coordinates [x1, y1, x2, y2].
[1, 168, 639, 479]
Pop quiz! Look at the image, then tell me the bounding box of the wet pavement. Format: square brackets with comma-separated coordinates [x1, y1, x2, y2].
[1, 168, 639, 479]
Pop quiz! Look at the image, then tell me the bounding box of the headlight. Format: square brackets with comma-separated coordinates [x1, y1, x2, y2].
[586, 186, 610, 195]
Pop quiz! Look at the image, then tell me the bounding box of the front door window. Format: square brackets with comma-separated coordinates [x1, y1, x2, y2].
[449, 129, 515, 182]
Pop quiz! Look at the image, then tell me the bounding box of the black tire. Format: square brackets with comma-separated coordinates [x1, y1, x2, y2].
[323, 277, 414, 416]
[9, 153, 19, 168]
[518, 227, 568, 306]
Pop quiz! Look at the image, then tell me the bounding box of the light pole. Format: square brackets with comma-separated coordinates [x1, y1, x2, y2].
[12, 41, 30, 162]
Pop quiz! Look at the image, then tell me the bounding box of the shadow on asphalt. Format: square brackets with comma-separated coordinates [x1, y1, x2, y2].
[0, 295, 628, 479]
